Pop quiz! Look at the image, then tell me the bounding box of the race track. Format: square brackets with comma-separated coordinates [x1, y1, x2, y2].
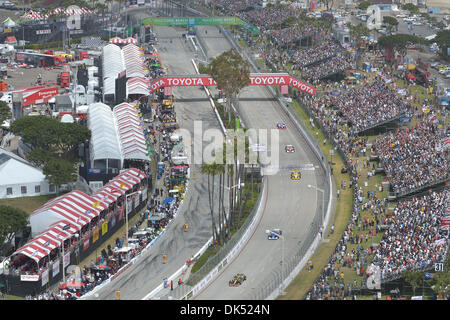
[191, 25, 326, 300]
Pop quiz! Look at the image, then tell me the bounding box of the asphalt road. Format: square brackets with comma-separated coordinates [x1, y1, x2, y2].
[86, 25, 224, 300]
[192, 25, 325, 300]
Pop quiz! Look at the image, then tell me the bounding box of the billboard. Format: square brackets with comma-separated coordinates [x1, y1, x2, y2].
[150, 74, 316, 95]
[22, 87, 59, 107]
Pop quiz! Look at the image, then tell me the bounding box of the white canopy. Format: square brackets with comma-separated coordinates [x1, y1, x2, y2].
[3, 17, 16, 28]
[102, 44, 124, 80]
[60, 114, 74, 123]
[87, 102, 122, 163]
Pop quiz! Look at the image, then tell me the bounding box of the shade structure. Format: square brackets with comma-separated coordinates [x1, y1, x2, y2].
[113, 103, 150, 161]
[162, 197, 174, 204]
[87, 102, 123, 166]
[109, 37, 123, 44]
[124, 37, 138, 44]
[29, 190, 107, 236]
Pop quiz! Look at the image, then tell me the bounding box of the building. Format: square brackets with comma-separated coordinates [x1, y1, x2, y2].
[0, 147, 56, 199]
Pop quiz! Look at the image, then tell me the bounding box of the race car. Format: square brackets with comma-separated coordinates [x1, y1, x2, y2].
[229, 273, 247, 287]
[277, 122, 287, 129]
[285, 145, 295, 153]
[291, 170, 301, 180]
[268, 231, 280, 240]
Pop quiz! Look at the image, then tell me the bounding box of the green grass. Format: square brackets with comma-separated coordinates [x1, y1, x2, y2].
[278, 99, 354, 300]
[279, 96, 396, 299]
[0, 194, 58, 215]
[1, 294, 24, 300]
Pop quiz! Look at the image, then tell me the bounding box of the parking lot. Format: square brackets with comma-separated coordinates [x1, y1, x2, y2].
[4, 65, 63, 90]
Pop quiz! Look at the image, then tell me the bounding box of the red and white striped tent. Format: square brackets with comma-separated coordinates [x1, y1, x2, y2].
[29, 190, 108, 236]
[109, 37, 124, 44]
[93, 185, 126, 207]
[22, 7, 93, 21]
[124, 37, 138, 45]
[123, 44, 146, 78]
[127, 77, 150, 97]
[104, 168, 146, 193]
[11, 218, 82, 264]
[14, 242, 50, 264]
[113, 103, 149, 161]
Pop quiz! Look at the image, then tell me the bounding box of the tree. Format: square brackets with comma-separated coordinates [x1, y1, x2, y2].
[348, 23, 370, 66]
[43, 157, 78, 195]
[428, 257, 450, 299]
[26, 148, 53, 168]
[201, 162, 222, 245]
[434, 30, 450, 48]
[402, 3, 420, 15]
[0, 206, 28, 256]
[403, 271, 425, 296]
[358, 1, 372, 11]
[0, 101, 10, 125]
[9, 115, 90, 161]
[208, 50, 250, 124]
[383, 16, 399, 35]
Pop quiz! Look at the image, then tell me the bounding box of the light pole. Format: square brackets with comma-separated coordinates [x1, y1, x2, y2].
[125, 190, 142, 261]
[279, 233, 285, 296]
[61, 223, 71, 284]
[308, 184, 325, 230]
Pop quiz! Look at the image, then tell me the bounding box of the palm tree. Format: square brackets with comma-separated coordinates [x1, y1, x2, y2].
[201, 162, 222, 245]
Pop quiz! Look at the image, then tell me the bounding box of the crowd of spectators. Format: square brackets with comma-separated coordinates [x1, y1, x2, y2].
[281, 34, 340, 68]
[237, 7, 304, 31]
[372, 191, 448, 281]
[303, 52, 355, 83]
[372, 116, 449, 195]
[267, 25, 321, 48]
[331, 79, 412, 132]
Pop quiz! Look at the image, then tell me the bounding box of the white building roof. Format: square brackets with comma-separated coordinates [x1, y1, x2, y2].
[0, 148, 46, 185]
[87, 103, 122, 162]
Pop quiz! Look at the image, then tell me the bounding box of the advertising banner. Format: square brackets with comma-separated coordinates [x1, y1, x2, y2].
[164, 86, 172, 96]
[22, 87, 59, 107]
[41, 269, 49, 286]
[150, 74, 315, 95]
[102, 221, 108, 235]
[92, 227, 99, 243]
[134, 194, 140, 208]
[142, 188, 148, 201]
[52, 259, 60, 276]
[63, 252, 71, 268]
[127, 198, 133, 214]
[21, 274, 39, 282]
[83, 235, 90, 251]
[118, 206, 124, 221]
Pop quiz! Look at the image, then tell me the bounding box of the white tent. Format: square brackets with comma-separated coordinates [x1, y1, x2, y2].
[60, 114, 74, 123]
[0, 147, 56, 199]
[87, 102, 123, 169]
[76, 105, 89, 113]
[3, 17, 16, 28]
